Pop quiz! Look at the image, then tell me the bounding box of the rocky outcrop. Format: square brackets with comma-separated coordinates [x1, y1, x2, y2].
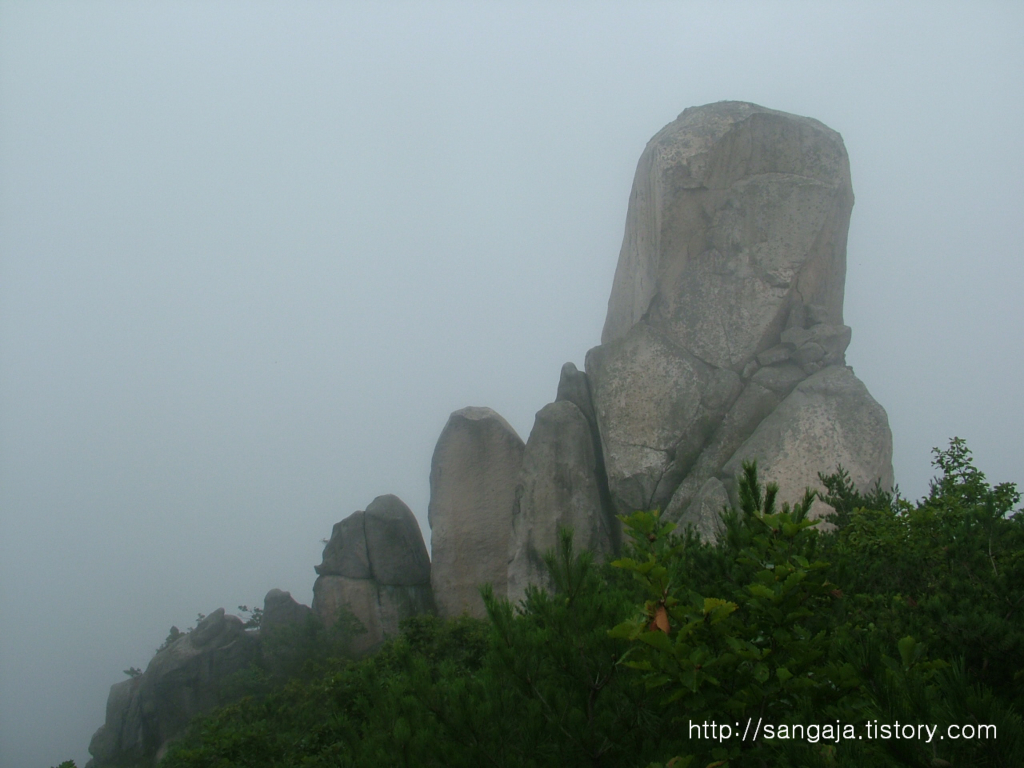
[87, 677, 141, 767]
[719, 365, 893, 519]
[506, 399, 615, 604]
[312, 494, 434, 653]
[586, 323, 742, 515]
[601, 101, 853, 361]
[262, 588, 312, 632]
[583, 101, 891, 538]
[87, 609, 259, 767]
[429, 407, 525, 616]
[85, 100, 899, 762]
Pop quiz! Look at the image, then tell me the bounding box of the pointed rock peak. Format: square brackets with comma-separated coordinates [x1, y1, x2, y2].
[443, 406, 522, 440]
[555, 362, 597, 428]
[589, 102, 889, 524]
[311, 494, 435, 654]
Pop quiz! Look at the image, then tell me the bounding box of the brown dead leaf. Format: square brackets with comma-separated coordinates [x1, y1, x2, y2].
[649, 604, 670, 634]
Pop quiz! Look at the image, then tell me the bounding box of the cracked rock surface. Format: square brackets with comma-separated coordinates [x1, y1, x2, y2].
[587, 101, 891, 530]
[312, 494, 434, 652]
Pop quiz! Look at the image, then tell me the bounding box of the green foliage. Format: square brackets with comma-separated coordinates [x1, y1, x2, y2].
[237, 605, 263, 630]
[156, 625, 185, 654]
[478, 529, 659, 766]
[123, 666, 143, 678]
[612, 463, 847, 766]
[824, 437, 1024, 709]
[153, 439, 1021, 768]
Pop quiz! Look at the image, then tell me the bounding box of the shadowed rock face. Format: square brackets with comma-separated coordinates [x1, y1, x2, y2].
[262, 588, 312, 633]
[506, 399, 614, 605]
[312, 494, 434, 653]
[428, 407, 525, 617]
[86, 609, 259, 767]
[586, 323, 742, 515]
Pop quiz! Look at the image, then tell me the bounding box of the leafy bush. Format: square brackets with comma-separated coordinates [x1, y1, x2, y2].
[156, 439, 1021, 768]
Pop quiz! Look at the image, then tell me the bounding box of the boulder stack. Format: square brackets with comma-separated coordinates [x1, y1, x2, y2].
[312, 494, 434, 653]
[85, 101, 897, 766]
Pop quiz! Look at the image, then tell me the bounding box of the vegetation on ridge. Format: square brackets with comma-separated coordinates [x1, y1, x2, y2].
[62, 439, 1023, 768]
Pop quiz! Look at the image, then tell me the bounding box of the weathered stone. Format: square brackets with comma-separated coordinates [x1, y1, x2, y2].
[311, 576, 436, 656]
[87, 677, 140, 765]
[312, 575, 381, 651]
[140, 609, 258, 750]
[261, 589, 312, 633]
[807, 304, 832, 325]
[676, 477, 731, 542]
[311, 494, 434, 651]
[786, 301, 808, 330]
[363, 494, 431, 586]
[507, 400, 616, 604]
[315, 513, 370, 578]
[429, 407, 525, 617]
[602, 101, 852, 372]
[808, 323, 852, 363]
[555, 362, 598, 430]
[751, 362, 807, 394]
[720, 365, 893, 518]
[802, 361, 825, 375]
[586, 323, 741, 516]
[792, 342, 825, 365]
[87, 608, 260, 766]
[781, 326, 814, 347]
[663, 381, 782, 523]
[757, 344, 793, 367]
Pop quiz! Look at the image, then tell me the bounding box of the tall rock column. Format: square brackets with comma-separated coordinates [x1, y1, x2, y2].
[429, 407, 524, 617]
[588, 101, 892, 529]
[506, 364, 619, 604]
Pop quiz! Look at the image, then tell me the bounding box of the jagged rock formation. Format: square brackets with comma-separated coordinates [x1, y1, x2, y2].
[262, 588, 312, 632]
[586, 101, 891, 533]
[85, 100, 896, 764]
[718, 365, 894, 516]
[587, 324, 743, 515]
[602, 101, 852, 356]
[87, 609, 259, 766]
[429, 407, 525, 617]
[312, 494, 434, 653]
[506, 364, 618, 604]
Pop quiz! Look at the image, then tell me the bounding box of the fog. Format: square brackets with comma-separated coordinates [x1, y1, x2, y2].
[1, 3, 1022, 766]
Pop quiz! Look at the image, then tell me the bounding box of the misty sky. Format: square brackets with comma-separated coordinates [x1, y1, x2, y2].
[2, 3, 1022, 766]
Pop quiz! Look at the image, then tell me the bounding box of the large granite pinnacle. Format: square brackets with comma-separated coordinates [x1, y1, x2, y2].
[588, 101, 891, 529]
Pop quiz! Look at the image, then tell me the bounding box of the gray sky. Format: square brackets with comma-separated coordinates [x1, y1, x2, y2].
[1, 3, 1022, 766]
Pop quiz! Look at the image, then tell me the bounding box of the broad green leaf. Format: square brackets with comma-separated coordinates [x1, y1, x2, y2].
[898, 635, 916, 667]
[747, 583, 775, 599]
